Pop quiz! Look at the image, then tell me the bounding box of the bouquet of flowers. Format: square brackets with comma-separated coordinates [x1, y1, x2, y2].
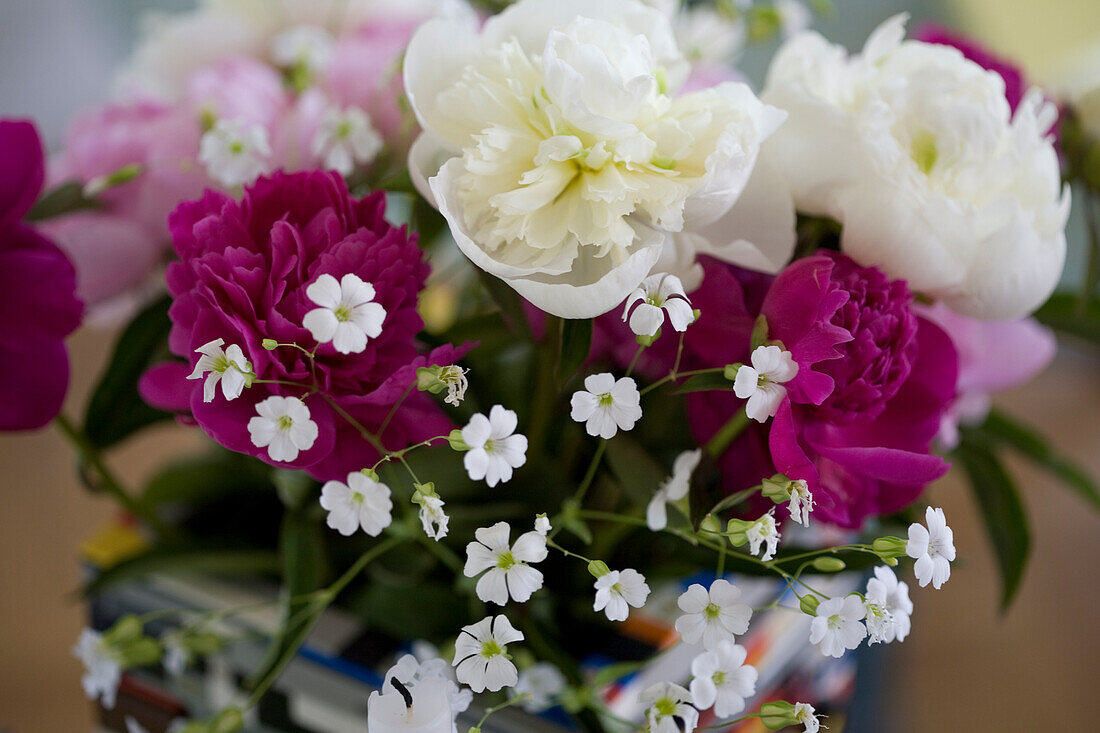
[5, 0, 1099, 731]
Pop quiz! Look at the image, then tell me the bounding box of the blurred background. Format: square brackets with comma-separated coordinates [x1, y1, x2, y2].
[1, 0, 1098, 730]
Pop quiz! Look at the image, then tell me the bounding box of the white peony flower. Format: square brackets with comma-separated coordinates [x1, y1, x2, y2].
[866, 565, 913, 643]
[199, 118, 271, 187]
[418, 495, 449, 541]
[73, 629, 121, 710]
[623, 273, 695, 337]
[319, 472, 394, 537]
[311, 106, 383, 176]
[775, 0, 812, 39]
[640, 682, 699, 733]
[675, 579, 752, 649]
[733, 345, 799, 423]
[452, 615, 524, 693]
[762, 14, 1069, 320]
[647, 448, 701, 531]
[689, 640, 757, 718]
[593, 568, 651, 622]
[794, 702, 821, 733]
[303, 273, 387, 354]
[464, 521, 548, 605]
[186, 338, 253, 403]
[247, 396, 319, 462]
[570, 373, 643, 439]
[906, 506, 956, 589]
[808, 595, 867, 658]
[461, 405, 529, 486]
[270, 25, 335, 74]
[745, 509, 781, 562]
[514, 662, 567, 712]
[403, 0, 789, 318]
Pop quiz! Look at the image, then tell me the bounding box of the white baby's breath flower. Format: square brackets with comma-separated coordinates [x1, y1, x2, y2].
[623, 273, 695, 337]
[199, 118, 271, 187]
[676, 5, 746, 64]
[162, 638, 188, 677]
[776, 0, 813, 39]
[675, 579, 752, 649]
[403, 0, 788, 318]
[384, 653, 471, 727]
[794, 702, 821, 733]
[311, 106, 383, 175]
[865, 565, 913, 642]
[570, 373, 642, 439]
[452, 615, 525, 693]
[787, 479, 813, 526]
[808, 595, 867, 658]
[733, 345, 799, 423]
[746, 510, 780, 561]
[186, 338, 253, 403]
[271, 25, 335, 74]
[464, 522, 548, 605]
[247, 396, 318, 463]
[906, 506, 956, 589]
[439, 365, 469, 407]
[689, 640, 757, 718]
[647, 448, 701, 531]
[73, 629, 121, 710]
[418, 495, 449, 541]
[593, 568, 651, 622]
[319, 472, 393, 537]
[303, 273, 387, 354]
[640, 682, 699, 733]
[125, 717, 149, 733]
[461, 405, 528, 487]
[514, 662, 567, 712]
[534, 515, 551, 536]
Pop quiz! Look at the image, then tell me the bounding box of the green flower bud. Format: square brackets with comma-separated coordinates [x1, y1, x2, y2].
[760, 473, 795, 504]
[723, 363, 743, 381]
[799, 594, 820, 616]
[587, 560, 611, 578]
[759, 700, 798, 730]
[261, 338, 278, 350]
[104, 615, 144, 646]
[699, 514, 721, 535]
[447, 428, 469, 451]
[636, 328, 661, 347]
[210, 707, 244, 733]
[359, 467, 380, 481]
[872, 536, 909, 561]
[118, 637, 162, 667]
[811, 556, 847, 573]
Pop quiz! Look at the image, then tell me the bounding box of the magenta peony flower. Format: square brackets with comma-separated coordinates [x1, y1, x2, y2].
[920, 302, 1057, 448]
[912, 23, 1026, 113]
[761, 252, 957, 527]
[0, 120, 83, 430]
[140, 171, 463, 478]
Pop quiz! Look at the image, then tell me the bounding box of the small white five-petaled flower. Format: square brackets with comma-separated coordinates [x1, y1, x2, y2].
[907, 506, 956, 589]
[452, 615, 524, 693]
[303, 273, 387, 354]
[319, 472, 393, 537]
[787, 479, 813, 526]
[461, 405, 528, 487]
[733, 345, 799, 423]
[622, 273, 695, 337]
[247, 396, 318, 463]
[689, 640, 758, 718]
[418, 494, 449, 541]
[809, 595, 867, 658]
[570, 373, 643, 440]
[534, 515, 551, 536]
[640, 682, 699, 733]
[514, 662, 567, 712]
[865, 565, 913, 643]
[746, 509, 781, 562]
[675, 579, 753, 650]
[593, 568, 651, 622]
[311, 106, 383, 176]
[464, 521, 548, 605]
[794, 702, 821, 733]
[270, 25, 335, 74]
[198, 118, 271, 187]
[73, 628, 121, 710]
[647, 449, 701, 531]
[187, 338, 253, 402]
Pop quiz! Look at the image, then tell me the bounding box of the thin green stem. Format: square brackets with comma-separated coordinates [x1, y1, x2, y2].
[319, 393, 387, 453]
[376, 382, 415, 441]
[625, 344, 645, 377]
[476, 694, 532, 728]
[572, 440, 608, 504]
[704, 408, 749, 459]
[638, 366, 725, 396]
[546, 538, 594, 564]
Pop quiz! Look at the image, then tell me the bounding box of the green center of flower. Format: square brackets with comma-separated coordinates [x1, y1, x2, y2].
[911, 130, 938, 174]
[350, 491, 365, 504]
[484, 438, 495, 453]
[655, 698, 677, 717]
[611, 582, 624, 595]
[712, 670, 727, 686]
[335, 119, 353, 139]
[333, 304, 352, 323]
[277, 415, 294, 430]
[598, 392, 614, 407]
[496, 551, 516, 570]
[229, 140, 245, 155]
[704, 602, 721, 620]
[480, 640, 503, 658]
[211, 354, 230, 374]
[827, 613, 843, 630]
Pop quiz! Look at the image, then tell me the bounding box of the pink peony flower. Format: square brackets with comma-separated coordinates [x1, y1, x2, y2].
[0, 120, 83, 430]
[139, 171, 464, 478]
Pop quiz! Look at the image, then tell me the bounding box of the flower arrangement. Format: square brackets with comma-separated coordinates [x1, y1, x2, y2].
[5, 1, 1100, 731]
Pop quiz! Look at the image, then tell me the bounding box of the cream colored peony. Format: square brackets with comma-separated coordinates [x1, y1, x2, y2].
[404, 0, 789, 318]
[762, 14, 1069, 320]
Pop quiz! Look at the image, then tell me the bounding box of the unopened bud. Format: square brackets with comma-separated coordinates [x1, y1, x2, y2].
[262, 338, 278, 350]
[447, 428, 469, 451]
[759, 700, 798, 730]
[798, 594, 820, 616]
[723, 363, 743, 381]
[760, 474, 795, 503]
[811, 556, 846, 573]
[359, 467, 380, 481]
[872, 536, 909, 561]
[587, 560, 611, 578]
[636, 328, 661, 347]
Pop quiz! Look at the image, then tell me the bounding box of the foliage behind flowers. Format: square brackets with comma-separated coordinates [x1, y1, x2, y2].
[6, 0, 1100, 731]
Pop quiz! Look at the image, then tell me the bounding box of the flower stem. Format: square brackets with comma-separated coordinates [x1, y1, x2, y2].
[704, 408, 749, 459]
[572, 439, 608, 504]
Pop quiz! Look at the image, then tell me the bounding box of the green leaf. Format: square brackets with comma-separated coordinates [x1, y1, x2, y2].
[955, 438, 1031, 611]
[558, 318, 593, 386]
[475, 268, 530, 338]
[81, 547, 280, 597]
[672, 372, 733, 395]
[84, 295, 174, 447]
[560, 514, 593, 545]
[977, 410, 1100, 513]
[1033, 292, 1100, 347]
[343, 581, 468, 639]
[142, 451, 274, 507]
[25, 180, 99, 221]
[604, 436, 667, 505]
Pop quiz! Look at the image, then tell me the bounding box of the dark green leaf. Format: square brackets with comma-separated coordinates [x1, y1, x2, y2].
[561, 515, 593, 545]
[84, 295, 174, 447]
[977, 410, 1100, 512]
[142, 451, 274, 507]
[475, 268, 530, 338]
[604, 436, 667, 505]
[672, 372, 733, 395]
[26, 181, 99, 221]
[1034, 292, 1100, 346]
[955, 438, 1031, 611]
[558, 318, 593, 386]
[81, 547, 280, 597]
[343, 581, 468, 639]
